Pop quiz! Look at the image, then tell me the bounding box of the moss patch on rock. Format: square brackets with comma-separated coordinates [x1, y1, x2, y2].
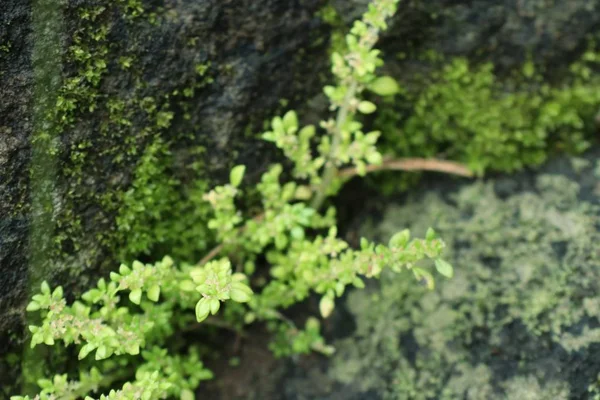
[321, 151, 600, 399]
[372, 50, 600, 189]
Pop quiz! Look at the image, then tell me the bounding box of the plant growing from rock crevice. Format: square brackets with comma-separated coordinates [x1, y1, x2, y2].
[14, 1, 464, 398]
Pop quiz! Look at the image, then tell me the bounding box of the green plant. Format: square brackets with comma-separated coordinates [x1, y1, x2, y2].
[376, 52, 600, 176]
[15, 1, 458, 398]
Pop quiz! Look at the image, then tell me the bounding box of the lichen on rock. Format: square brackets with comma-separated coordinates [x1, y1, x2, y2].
[321, 151, 600, 399]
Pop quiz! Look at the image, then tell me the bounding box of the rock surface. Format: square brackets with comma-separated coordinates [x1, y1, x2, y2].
[1, 0, 600, 393]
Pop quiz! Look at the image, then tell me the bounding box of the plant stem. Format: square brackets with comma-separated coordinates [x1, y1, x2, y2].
[197, 244, 224, 266]
[310, 81, 358, 211]
[196, 213, 264, 266]
[338, 158, 474, 178]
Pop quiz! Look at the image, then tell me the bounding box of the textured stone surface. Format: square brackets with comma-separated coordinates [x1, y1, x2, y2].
[0, 1, 36, 386]
[337, 0, 600, 74]
[1, 0, 600, 393]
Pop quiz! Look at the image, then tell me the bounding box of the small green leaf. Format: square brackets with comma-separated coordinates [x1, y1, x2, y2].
[319, 295, 335, 318]
[426, 227, 436, 241]
[522, 61, 535, 78]
[230, 289, 251, 303]
[95, 345, 107, 360]
[40, 281, 50, 294]
[294, 185, 313, 200]
[282, 110, 298, 132]
[298, 125, 315, 139]
[435, 258, 454, 278]
[230, 282, 252, 303]
[37, 379, 53, 390]
[147, 285, 160, 302]
[366, 151, 382, 165]
[52, 286, 63, 299]
[179, 280, 195, 292]
[119, 264, 131, 275]
[125, 343, 140, 355]
[352, 277, 365, 289]
[31, 332, 42, 348]
[262, 131, 275, 141]
[368, 76, 401, 96]
[229, 165, 246, 187]
[360, 237, 369, 250]
[129, 289, 142, 305]
[357, 101, 377, 114]
[180, 389, 195, 400]
[132, 260, 144, 271]
[195, 298, 210, 322]
[78, 343, 95, 360]
[26, 302, 40, 312]
[43, 332, 54, 346]
[291, 226, 305, 240]
[389, 229, 410, 248]
[272, 116, 284, 135]
[244, 312, 256, 324]
[209, 298, 220, 315]
[356, 161, 366, 176]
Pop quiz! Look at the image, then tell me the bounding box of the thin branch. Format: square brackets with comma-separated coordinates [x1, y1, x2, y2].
[197, 244, 224, 266]
[196, 213, 264, 266]
[338, 157, 474, 178]
[310, 81, 358, 211]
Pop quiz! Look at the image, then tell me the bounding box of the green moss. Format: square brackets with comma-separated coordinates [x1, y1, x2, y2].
[375, 50, 600, 178]
[321, 154, 600, 399]
[37, 0, 218, 270]
[113, 137, 176, 258]
[111, 138, 213, 262]
[0, 41, 11, 53]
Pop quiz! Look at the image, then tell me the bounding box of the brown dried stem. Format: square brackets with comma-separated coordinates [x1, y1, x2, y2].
[338, 157, 473, 178]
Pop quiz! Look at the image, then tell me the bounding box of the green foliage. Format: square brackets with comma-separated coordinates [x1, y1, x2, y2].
[187, 259, 253, 322]
[376, 53, 600, 176]
[15, 1, 454, 398]
[19, 256, 214, 399]
[115, 138, 178, 258]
